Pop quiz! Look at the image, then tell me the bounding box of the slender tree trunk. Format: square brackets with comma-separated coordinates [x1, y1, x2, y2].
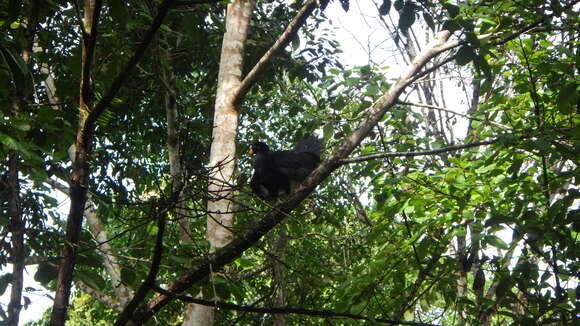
[158, 44, 190, 243]
[271, 228, 287, 326]
[7, 5, 38, 325]
[85, 195, 134, 306]
[7, 153, 23, 326]
[183, 1, 256, 325]
[51, 0, 102, 324]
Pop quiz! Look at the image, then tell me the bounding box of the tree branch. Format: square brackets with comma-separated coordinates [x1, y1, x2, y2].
[115, 205, 167, 326]
[398, 101, 510, 129]
[87, 0, 175, 127]
[75, 281, 123, 313]
[152, 285, 441, 326]
[339, 139, 499, 165]
[232, 0, 326, 103]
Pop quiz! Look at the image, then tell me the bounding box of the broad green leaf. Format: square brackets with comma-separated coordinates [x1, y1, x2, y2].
[495, 275, 513, 299]
[443, 3, 459, 18]
[379, 0, 391, 15]
[485, 235, 508, 250]
[0, 42, 32, 91]
[398, 2, 416, 34]
[35, 264, 58, 285]
[485, 214, 517, 227]
[557, 82, 578, 114]
[456, 45, 475, 66]
[0, 274, 11, 296]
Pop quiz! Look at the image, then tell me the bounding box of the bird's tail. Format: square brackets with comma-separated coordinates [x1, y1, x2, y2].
[294, 136, 322, 156]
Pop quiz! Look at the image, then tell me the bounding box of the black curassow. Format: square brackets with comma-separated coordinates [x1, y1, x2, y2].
[249, 136, 322, 200]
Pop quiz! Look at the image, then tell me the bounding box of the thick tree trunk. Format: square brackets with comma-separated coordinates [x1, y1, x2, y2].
[183, 0, 256, 325]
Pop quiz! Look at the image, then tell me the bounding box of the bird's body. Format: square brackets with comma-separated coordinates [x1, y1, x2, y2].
[249, 137, 322, 200]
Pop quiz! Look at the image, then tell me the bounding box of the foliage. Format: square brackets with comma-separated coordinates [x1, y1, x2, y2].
[1, 0, 578, 325]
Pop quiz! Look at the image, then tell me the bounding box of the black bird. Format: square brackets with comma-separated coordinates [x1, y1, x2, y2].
[249, 136, 322, 200]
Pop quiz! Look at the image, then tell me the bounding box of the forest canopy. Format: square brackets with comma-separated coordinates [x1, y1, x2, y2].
[0, 0, 578, 325]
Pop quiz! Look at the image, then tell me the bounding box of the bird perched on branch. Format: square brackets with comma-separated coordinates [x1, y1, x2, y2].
[249, 136, 322, 200]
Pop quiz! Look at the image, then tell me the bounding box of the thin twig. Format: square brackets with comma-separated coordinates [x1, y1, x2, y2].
[398, 101, 510, 129]
[339, 139, 499, 165]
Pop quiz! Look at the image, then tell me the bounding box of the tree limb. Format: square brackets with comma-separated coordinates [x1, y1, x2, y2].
[152, 285, 441, 326]
[88, 0, 175, 127]
[75, 281, 123, 313]
[339, 139, 499, 165]
[232, 0, 326, 103]
[115, 206, 167, 326]
[398, 101, 510, 129]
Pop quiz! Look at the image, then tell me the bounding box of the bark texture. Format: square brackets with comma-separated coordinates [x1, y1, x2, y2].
[50, 1, 102, 323]
[184, 1, 256, 325]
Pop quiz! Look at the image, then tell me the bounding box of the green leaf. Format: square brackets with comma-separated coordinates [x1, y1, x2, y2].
[398, 2, 416, 34]
[323, 123, 333, 142]
[378, 0, 391, 15]
[495, 275, 513, 299]
[456, 45, 475, 66]
[35, 264, 58, 285]
[13, 120, 31, 131]
[365, 84, 380, 97]
[485, 214, 517, 227]
[350, 300, 366, 314]
[0, 132, 44, 163]
[423, 12, 435, 30]
[77, 269, 107, 290]
[0, 274, 11, 296]
[485, 235, 508, 250]
[472, 268, 485, 293]
[0, 42, 32, 91]
[443, 3, 459, 18]
[291, 36, 300, 51]
[557, 82, 578, 114]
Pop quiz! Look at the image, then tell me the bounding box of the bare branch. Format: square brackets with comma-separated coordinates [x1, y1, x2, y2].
[152, 285, 441, 326]
[232, 0, 325, 103]
[339, 139, 499, 165]
[398, 101, 510, 129]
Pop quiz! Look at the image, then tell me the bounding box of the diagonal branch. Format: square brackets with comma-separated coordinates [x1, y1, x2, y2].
[398, 101, 510, 129]
[114, 206, 167, 326]
[86, 0, 175, 128]
[232, 0, 326, 103]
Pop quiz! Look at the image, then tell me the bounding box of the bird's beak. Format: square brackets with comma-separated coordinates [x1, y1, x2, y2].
[248, 148, 254, 155]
